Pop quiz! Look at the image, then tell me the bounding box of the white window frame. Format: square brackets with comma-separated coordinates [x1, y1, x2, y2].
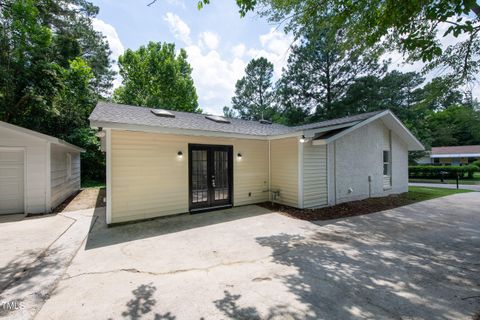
[383, 150, 391, 176]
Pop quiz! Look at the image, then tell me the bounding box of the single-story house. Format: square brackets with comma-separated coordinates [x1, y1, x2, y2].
[0, 121, 85, 215]
[416, 146, 480, 165]
[89, 102, 424, 225]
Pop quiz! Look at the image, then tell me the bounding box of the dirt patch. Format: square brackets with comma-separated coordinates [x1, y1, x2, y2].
[258, 194, 416, 221]
[53, 188, 105, 213]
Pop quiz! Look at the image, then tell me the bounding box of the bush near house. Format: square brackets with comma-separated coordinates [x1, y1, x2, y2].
[409, 165, 479, 179]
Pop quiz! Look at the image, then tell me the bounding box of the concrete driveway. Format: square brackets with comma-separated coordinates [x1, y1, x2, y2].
[24, 192, 478, 320]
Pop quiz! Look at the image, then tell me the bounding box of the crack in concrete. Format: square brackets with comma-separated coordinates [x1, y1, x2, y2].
[64, 249, 292, 280]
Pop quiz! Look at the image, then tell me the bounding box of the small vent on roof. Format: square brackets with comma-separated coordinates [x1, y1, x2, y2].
[151, 109, 175, 118]
[205, 115, 230, 124]
[259, 119, 272, 124]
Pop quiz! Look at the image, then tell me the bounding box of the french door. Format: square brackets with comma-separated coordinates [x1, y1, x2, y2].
[189, 144, 233, 211]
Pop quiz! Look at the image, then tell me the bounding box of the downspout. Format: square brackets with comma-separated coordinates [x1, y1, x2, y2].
[268, 139, 271, 202]
[334, 141, 337, 205]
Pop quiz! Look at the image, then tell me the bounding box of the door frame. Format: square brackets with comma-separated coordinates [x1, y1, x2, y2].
[188, 143, 234, 212]
[0, 147, 27, 215]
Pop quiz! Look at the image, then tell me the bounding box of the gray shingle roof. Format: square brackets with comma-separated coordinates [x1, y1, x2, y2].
[89, 102, 384, 137]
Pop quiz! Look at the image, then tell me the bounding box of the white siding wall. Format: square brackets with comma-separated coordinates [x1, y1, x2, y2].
[0, 126, 47, 214]
[50, 144, 81, 209]
[270, 137, 298, 207]
[302, 143, 328, 208]
[110, 130, 269, 223]
[328, 119, 408, 204]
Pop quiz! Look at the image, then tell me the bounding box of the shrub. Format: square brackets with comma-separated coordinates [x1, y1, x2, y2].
[409, 165, 479, 179]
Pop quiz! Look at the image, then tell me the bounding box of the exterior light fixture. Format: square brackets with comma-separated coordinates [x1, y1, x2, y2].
[177, 151, 183, 158]
[237, 153, 242, 159]
[299, 135, 306, 143]
[95, 130, 106, 138]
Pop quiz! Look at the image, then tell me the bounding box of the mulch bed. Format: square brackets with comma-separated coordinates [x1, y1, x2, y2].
[258, 193, 415, 221]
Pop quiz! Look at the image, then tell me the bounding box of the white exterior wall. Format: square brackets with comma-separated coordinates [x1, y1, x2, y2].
[109, 130, 270, 223]
[50, 144, 81, 209]
[302, 143, 328, 208]
[270, 137, 299, 207]
[328, 119, 408, 205]
[0, 125, 48, 214]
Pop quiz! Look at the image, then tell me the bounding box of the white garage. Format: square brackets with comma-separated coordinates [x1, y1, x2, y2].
[0, 121, 85, 215]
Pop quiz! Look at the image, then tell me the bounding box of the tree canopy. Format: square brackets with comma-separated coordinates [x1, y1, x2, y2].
[203, 0, 480, 85]
[227, 57, 277, 120]
[113, 42, 200, 113]
[0, 0, 113, 182]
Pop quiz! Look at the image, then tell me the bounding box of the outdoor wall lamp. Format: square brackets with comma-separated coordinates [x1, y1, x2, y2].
[177, 151, 183, 158]
[299, 135, 306, 143]
[237, 153, 242, 160]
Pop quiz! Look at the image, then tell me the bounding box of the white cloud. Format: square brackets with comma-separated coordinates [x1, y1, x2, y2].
[166, 0, 186, 8]
[164, 12, 192, 45]
[232, 43, 246, 58]
[247, 28, 294, 78]
[92, 18, 125, 88]
[199, 31, 220, 50]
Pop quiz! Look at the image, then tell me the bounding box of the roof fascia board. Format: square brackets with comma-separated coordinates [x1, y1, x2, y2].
[315, 111, 424, 151]
[91, 121, 270, 140]
[431, 153, 480, 158]
[1, 121, 85, 152]
[302, 121, 361, 137]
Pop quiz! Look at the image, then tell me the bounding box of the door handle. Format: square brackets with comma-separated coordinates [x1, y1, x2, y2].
[211, 175, 216, 188]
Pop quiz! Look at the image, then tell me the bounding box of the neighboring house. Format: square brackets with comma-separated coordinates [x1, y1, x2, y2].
[89, 102, 424, 225]
[0, 121, 85, 215]
[422, 146, 480, 165]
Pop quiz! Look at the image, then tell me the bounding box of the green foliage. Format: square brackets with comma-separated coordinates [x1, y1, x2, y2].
[427, 105, 480, 147]
[409, 165, 479, 179]
[277, 29, 384, 121]
[229, 0, 480, 85]
[228, 57, 277, 120]
[65, 128, 105, 182]
[0, 0, 113, 183]
[113, 42, 200, 112]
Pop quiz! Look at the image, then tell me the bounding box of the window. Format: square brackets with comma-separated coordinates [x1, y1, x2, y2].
[383, 150, 390, 176]
[66, 153, 72, 180]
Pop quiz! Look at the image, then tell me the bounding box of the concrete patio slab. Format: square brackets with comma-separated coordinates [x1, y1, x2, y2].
[32, 193, 480, 320]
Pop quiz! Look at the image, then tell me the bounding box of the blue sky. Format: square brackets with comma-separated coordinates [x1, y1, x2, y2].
[91, 0, 478, 115]
[91, 0, 294, 115]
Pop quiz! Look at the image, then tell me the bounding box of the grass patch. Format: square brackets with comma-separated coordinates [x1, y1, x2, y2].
[407, 186, 471, 201]
[81, 179, 106, 189]
[259, 186, 472, 221]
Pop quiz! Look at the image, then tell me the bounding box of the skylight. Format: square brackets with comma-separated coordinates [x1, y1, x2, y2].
[205, 115, 230, 124]
[151, 109, 175, 118]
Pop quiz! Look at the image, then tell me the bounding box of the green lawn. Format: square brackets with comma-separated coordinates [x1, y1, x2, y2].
[407, 186, 472, 202]
[81, 179, 106, 189]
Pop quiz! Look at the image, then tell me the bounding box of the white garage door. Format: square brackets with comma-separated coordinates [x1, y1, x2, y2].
[0, 149, 24, 214]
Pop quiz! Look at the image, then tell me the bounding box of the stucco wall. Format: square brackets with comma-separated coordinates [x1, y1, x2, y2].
[270, 137, 298, 207]
[110, 130, 270, 223]
[0, 125, 48, 214]
[328, 119, 408, 204]
[303, 143, 327, 208]
[50, 144, 81, 209]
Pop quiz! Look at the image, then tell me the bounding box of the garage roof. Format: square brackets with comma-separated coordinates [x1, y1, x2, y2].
[0, 121, 85, 152]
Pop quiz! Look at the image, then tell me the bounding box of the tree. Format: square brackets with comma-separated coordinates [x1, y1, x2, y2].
[428, 105, 480, 147]
[113, 42, 200, 112]
[226, 0, 480, 85]
[229, 57, 277, 120]
[0, 0, 113, 182]
[277, 29, 384, 121]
